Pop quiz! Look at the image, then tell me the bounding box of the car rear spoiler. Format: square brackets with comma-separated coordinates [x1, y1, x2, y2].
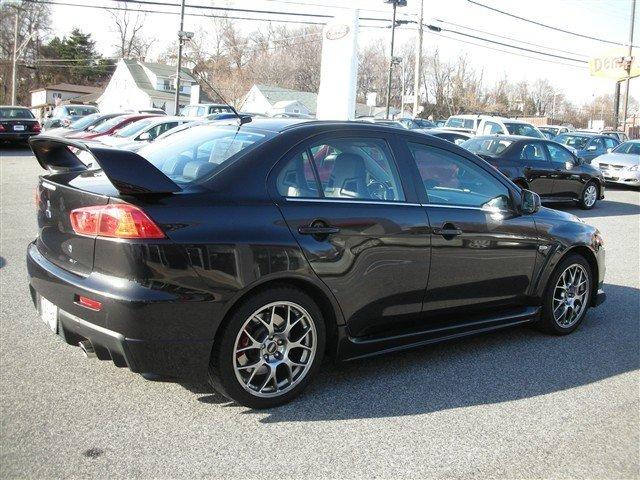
[29, 135, 181, 195]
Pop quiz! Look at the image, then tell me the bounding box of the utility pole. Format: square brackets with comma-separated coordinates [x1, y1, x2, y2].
[613, 81, 621, 128]
[413, 0, 424, 117]
[11, 14, 18, 105]
[173, 0, 186, 115]
[621, 0, 636, 132]
[385, 0, 406, 119]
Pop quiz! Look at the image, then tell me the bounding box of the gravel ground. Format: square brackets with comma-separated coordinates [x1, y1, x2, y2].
[1, 146, 638, 479]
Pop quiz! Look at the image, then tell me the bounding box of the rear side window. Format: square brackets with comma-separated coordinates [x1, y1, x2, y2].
[277, 137, 405, 202]
[408, 143, 512, 210]
[520, 143, 547, 161]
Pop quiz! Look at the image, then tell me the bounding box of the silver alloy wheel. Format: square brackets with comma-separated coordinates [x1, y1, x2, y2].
[233, 301, 317, 398]
[583, 184, 597, 207]
[552, 264, 589, 328]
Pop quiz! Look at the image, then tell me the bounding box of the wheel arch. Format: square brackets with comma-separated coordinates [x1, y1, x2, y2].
[546, 245, 600, 306]
[216, 275, 344, 358]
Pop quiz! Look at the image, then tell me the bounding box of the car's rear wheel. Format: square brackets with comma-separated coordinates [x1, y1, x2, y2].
[579, 181, 598, 209]
[208, 286, 325, 408]
[538, 254, 593, 335]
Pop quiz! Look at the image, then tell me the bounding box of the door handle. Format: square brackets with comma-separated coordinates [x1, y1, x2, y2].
[433, 223, 462, 239]
[298, 225, 340, 235]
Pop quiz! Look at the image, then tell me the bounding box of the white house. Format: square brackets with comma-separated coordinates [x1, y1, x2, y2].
[30, 83, 101, 120]
[97, 59, 198, 113]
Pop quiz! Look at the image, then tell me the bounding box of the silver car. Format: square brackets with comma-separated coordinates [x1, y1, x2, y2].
[591, 140, 640, 188]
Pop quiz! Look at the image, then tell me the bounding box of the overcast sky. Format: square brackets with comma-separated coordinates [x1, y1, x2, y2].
[49, 0, 639, 105]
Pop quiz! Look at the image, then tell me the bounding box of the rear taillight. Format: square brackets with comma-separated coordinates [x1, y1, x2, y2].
[0, 124, 5, 132]
[77, 295, 102, 311]
[32, 122, 41, 133]
[69, 204, 165, 239]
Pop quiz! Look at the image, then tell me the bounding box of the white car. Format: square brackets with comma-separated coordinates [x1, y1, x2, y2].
[98, 116, 194, 148]
[180, 103, 235, 118]
[591, 140, 640, 188]
[444, 114, 545, 139]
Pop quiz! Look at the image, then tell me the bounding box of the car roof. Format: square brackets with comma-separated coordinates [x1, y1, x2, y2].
[472, 134, 540, 142]
[0, 105, 31, 109]
[557, 132, 602, 137]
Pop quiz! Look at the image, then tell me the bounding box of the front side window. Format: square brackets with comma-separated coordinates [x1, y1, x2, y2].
[520, 143, 547, 161]
[482, 121, 502, 135]
[546, 143, 574, 163]
[408, 143, 512, 210]
[603, 138, 618, 150]
[277, 137, 405, 202]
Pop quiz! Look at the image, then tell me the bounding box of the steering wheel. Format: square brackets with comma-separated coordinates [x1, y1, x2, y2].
[367, 180, 393, 200]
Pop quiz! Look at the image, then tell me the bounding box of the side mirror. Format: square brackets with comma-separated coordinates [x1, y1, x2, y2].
[520, 189, 541, 215]
[606, 147, 613, 153]
[586, 145, 597, 151]
[565, 161, 574, 170]
[138, 132, 151, 141]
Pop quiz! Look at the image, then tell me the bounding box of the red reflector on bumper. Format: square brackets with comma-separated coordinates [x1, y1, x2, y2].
[77, 296, 102, 311]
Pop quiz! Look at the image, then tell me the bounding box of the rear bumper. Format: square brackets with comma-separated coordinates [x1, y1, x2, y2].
[27, 242, 217, 381]
[0, 132, 38, 142]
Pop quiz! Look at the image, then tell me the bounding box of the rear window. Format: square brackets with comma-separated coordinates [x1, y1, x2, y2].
[138, 125, 269, 184]
[462, 137, 514, 156]
[0, 107, 34, 119]
[444, 117, 475, 129]
[503, 123, 544, 138]
[556, 134, 589, 150]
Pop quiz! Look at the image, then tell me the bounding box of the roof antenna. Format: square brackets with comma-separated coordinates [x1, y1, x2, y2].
[194, 73, 251, 126]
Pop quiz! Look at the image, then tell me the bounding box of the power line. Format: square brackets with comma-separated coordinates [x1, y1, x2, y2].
[467, 0, 639, 48]
[424, 30, 588, 70]
[428, 24, 588, 64]
[434, 18, 590, 59]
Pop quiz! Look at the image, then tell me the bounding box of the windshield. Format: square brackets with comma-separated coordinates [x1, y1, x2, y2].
[613, 141, 640, 155]
[69, 113, 101, 130]
[539, 127, 559, 136]
[65, 106, 98, 116]
[462, 137, 514, 156]
[115, 119, 153, 138]
[0, 107, 34, 119]
[444, 117, 475, 129]
[556, 134, 590, 150]
[138, 125, 270, 184]
[92, 115, 129, 133]
[504, 123, 544, 138]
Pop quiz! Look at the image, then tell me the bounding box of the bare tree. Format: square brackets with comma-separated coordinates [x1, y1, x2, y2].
[109, 1, 154, 60]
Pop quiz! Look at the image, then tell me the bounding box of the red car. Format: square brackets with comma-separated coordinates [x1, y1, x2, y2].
[66, 114, 160, 140]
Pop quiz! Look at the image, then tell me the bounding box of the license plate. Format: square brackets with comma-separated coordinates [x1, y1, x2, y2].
[40, 296, 58, 332]
[13, 125, 25, 131]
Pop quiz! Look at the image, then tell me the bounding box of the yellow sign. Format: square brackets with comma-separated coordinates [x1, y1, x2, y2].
[589, 48, 639, 81]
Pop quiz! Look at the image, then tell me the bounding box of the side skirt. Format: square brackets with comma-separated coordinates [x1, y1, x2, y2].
[336, 306, 540, 362]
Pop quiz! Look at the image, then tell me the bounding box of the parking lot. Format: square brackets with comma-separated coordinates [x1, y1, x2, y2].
[1, 146, 638, 478]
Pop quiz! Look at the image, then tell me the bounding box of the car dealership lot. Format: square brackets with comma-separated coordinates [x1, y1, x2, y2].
[1, 147, 638, 479]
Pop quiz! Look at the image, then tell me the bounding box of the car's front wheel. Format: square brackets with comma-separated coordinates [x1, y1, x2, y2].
[579, 181, 599, 209]
[538, 254, 593, 335]
[208, 286, 326, 408]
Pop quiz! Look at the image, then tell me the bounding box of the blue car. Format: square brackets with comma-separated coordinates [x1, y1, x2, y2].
[554, 132, 620, 163]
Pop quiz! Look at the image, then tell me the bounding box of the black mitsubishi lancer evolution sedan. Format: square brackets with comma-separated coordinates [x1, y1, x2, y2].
[27, 119, 606, 408]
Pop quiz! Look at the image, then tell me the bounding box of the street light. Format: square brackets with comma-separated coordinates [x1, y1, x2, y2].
[384, 0, 407, 119]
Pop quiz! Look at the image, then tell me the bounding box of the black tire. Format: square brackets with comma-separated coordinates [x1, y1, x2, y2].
[538, 254, 593, 335]
[579, 180, 599, 209]
[208, 286, 326, 408]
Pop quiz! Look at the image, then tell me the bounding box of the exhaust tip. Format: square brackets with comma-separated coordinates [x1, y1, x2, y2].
[78, 340, 96, 358]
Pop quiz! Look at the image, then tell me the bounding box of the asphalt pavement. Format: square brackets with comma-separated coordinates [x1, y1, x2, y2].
[1, 146, 638, 479]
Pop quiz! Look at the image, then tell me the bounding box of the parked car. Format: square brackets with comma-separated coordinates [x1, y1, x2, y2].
[424, 128, 473, 145]
[540, 130, 556, 140]
[600, 130, 628, 143]
[0, 105, 41, 144]
[462, 135, 605, 209]
[180, 103, 235, 118]
[476, 117, 546, 139]
[97, 116, 194, 148]
[591, 140, 640, 188]
[44, 113, 125, 138]
[28, 120, 606, 408]
[433, 119, 446, 128]
[443, 114, 481, 131]
[539, 125, 572, 138]
[65, 114, 161, 140]
[42, 104, 99, 130]
[554, 132, 619, 163]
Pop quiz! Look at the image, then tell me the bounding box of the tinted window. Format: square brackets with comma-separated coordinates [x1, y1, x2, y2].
[408, 143, 512, 210]
[590, 138, 605, 150]
[312, 138, 404, 201]
[277, 150, 320, 198]
[520, 143, 547, 161]
[0, 107, 34, 119]
[462, 137, 514, 155]
[546, 143, 574, 163]
[556, 134, 589, 150]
